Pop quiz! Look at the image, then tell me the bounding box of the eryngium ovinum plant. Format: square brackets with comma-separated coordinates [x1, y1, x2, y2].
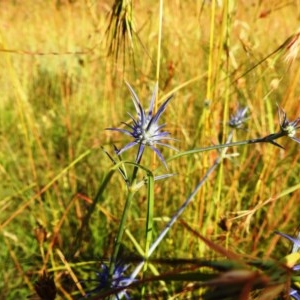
[83, 82, 300, 299]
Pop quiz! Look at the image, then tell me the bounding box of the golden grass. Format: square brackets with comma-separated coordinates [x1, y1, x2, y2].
[1, 0, 300, 298]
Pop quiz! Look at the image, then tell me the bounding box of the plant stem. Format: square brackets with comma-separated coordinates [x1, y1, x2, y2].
[109, 188, 136, 278]
[109, 146, 143, 277]
[169, 131, 286, 161]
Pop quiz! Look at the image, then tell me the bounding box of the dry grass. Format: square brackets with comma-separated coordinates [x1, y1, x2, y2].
[1, 0, 300, 298]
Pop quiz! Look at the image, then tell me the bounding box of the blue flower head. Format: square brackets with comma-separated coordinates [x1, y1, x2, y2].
[278, 106, 300, 143]
[228, 106, 249, 129]
[85, 261, 131, 299]
[106, 82, 177, 169]
[252, 106, 300, 149]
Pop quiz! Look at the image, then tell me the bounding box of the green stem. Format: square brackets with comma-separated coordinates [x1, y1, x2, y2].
[109, 146, 143, 277]
[109, 187, 136, 277]
[168, 131, 286, 161]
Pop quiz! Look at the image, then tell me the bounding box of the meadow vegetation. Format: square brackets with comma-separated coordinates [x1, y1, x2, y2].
[1, 0, 300, 299]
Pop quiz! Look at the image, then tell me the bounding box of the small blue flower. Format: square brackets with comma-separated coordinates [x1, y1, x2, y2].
[253, 106, 300, 149]
[228, 106, 249, 129]
[84, 261, 131, 299]
[106, 82, 177, 168]
[278, 106, 300, 143]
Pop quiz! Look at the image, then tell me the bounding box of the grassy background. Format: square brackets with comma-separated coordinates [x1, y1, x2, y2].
[1, 0, 300, 298]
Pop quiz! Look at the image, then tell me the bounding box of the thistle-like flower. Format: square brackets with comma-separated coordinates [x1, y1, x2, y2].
[278, 106, 300, 143]
[251, 106, 300, 149]
[228, 106, 249, 129]
[106, 82, 177, 168]
[85, 261, 131, 299]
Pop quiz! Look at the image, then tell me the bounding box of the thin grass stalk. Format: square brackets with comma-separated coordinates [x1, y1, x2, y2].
[140, 170, 155, 297]
[156, 0, 163, 84]
[71, 168, 117, 257]
[0, 149, 91, 231]
[231, 31, 299, 84]
[0, 31, 37, 182]
[4, 237, 34, 292]
[143, 171, 154, 270]
[214, 0, 232, 232]
[42, 195, 79, 271]
[206, 0, 216, 103]
[152, 0, 164, 169]
[220, 0, 231, 144]
[282, 59, 300, 106]
[56, 249, 86, 296]
[192, 2, 218, 233]
[195, 0, 217, 140]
